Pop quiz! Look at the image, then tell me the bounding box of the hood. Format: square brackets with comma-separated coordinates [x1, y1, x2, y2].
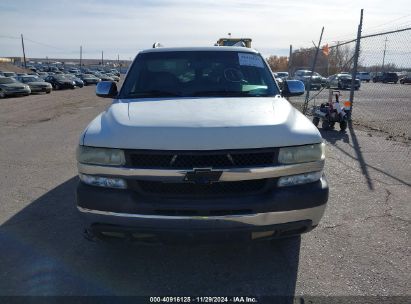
[82, 96, 322, 150]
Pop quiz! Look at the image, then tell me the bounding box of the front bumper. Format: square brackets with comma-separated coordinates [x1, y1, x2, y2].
[30, 86, 52, 93]
[76, 176, 328, 240]
[5, 89, 31, 96]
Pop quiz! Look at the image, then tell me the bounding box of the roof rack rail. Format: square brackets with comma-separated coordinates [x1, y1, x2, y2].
[152, 42, 164, 48]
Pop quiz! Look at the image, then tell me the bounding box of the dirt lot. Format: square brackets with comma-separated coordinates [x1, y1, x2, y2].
[0, 84, 409, 298]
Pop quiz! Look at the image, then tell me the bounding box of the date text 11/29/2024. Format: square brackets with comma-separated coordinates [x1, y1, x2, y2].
[149, 296, 258, 303]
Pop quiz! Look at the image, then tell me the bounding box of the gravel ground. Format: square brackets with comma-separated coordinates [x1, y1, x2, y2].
[0, 84, 409, 299]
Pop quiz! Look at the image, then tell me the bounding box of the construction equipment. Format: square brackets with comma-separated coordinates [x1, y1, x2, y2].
[216, 38, 252, 48]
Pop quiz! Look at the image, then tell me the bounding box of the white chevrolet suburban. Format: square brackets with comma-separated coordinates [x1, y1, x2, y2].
[76, 46, 328, 242]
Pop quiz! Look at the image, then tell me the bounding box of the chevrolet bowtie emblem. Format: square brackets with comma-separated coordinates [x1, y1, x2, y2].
[183, 168, 223, 184]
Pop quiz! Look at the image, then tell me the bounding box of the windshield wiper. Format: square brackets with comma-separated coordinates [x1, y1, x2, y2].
[127, 90, 182, 98]
[192, 90, 252, 97]
[192, 90, 269, 97]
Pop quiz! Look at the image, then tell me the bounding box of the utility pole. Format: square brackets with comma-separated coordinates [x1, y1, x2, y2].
[303, 26, 324, 114]
[335, 41, 340, 71]
[349, 9, 364, 120]
[101, 51, 104, 67]
[80, 46, 82, 68]
[21, 34, 27, 68]
[117, 54, 120, 67]
[288, 44, 293, 75]
[382, 37, 388, 71]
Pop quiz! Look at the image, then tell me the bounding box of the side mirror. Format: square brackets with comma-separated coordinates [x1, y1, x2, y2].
[282, 80, 305, 97]
[96, 81, 118, 98]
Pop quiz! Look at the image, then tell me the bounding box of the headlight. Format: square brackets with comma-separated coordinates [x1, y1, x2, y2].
[77, 146, 125, 166]
[278, 171, 323, 187]
[79, 173, 127, 189]
[278, 143, 325, 164]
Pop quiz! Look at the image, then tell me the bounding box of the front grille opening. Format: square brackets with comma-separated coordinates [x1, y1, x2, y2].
[126, 148, 278, 169]
[135, 179, 268, 197]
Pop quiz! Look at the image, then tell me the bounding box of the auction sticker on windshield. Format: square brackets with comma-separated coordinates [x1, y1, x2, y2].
[238, 53, 264, 68]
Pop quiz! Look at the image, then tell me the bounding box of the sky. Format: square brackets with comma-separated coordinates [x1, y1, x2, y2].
[0, 0, 410, 60]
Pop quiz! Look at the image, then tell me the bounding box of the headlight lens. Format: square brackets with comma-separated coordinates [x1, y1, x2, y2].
[278, 143, 325, 164]
[79, 173, 127, 189]
[77, 146, 125, 166]
[278, 171, 323, 187]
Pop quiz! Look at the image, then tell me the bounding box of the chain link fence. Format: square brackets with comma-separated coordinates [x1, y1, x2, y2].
[280, 27, 411, 142]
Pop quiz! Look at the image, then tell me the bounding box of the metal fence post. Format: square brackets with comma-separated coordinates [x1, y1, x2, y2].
[349, 9, 364, 120]
[303, 27, 324, 115]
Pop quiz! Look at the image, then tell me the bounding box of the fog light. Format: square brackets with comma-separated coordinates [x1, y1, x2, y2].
[79, 173, 127, 189]
[278, 171, 322, 187]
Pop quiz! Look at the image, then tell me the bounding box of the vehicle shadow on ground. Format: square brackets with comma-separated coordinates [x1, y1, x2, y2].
[0, 177, 300, 299]
[320, 122, 410, 188]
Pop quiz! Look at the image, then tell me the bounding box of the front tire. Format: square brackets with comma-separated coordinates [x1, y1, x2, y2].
[322, 120, 330, 130]
[340, 120, 347, 131]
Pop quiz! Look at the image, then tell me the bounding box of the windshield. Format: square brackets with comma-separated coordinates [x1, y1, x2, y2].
[0, 77, 16, 84]
[120, 51, 279, 98]
[54, 75, 68, 80]
[22, 76, 40, 82]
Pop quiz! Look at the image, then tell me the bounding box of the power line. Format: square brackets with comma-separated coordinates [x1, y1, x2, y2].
[364, 14, 411, 32]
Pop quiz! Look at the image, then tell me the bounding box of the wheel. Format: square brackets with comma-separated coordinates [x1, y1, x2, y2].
[322, 120, 330, 130]
[366, 80, 370, 83]
[55, 84, 61, 90]
[0, 90, 5, 99]
[312, 117, 320, 127]
[373, 79, 377, 83]
[340, 120, 347, 131]
[46, 90, 51, 94]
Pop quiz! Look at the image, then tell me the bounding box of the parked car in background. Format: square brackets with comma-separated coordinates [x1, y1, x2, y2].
[77, 74, 101, 86]
[37, 72, 49, 79]
[294, 70, 323, 90]
[327, 74, 361, 90]
[399, 73, 411, 84]
[107, 68, 120, 77]
[64, 74, 84, 88]
[93, 72, 114, 82]
[0, 76, 31, 98]
[2, 71, 17, 78]
[275, 72, 289, 81]
[372, 72, 398, 83]
[43, 66, 60, 73]
[356, 72, 371, 82]
[105, 73, 120, 82]
[15, 75, 52, 94]
[69, 68, 81, 74]
[272, 73, 284, 89]
[44, 75, 76, 90]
